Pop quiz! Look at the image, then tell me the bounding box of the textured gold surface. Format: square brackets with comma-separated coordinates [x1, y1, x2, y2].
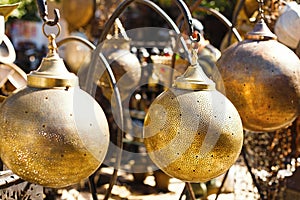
[62, 0, 95, 30]
[143, 88, 243, 182]
[0, 87, 109, 188]
[216, 39, 300, 132]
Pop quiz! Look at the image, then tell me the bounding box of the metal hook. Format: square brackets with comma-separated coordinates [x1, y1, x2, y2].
[36, 0, 60, 26]
[175, 0, 201, 43]
[189, 31, 201, 42]
[46, 8, 60, 26]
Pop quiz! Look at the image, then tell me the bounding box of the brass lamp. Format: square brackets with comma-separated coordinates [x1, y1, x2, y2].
[216, 16, 300, 132]
[0, 26, 110, 188]
[99, 37, 141, 102]
[143, 50, 244, 182]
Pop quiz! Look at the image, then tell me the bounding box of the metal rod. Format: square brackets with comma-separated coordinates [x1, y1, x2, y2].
[174, 0, 200, 42]
[214, 169, 229, 200]
[168, 52, 177, 88]
[36, 0, 48, 22]
[98, 52, 124, 200]
[36, 0, 60, 26]
[57, 36, 96, 50]
[186, 182, 197, 200]
[176, 0, 203, 25]
[194, 6, 242, 42]
[229, 0, 245, 45]
[179, 184, 186, 199]
[0, 159, 3, 171]
[89, 175, 98, 200]
[176, 1, 242, 43]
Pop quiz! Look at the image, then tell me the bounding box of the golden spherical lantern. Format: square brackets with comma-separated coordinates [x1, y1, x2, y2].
[216, 19, 300, 132]
[63, 32, 92, 73]
[61, 0, 95, 31]
[0, 33, 110, 188]
[143, 51, 244, 182]
[99, 38, 141, 101]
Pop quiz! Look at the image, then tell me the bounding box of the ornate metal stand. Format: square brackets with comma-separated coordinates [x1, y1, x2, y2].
[1, 1, 298, 200]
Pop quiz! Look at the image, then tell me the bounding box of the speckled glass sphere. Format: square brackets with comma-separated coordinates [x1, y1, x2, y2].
[216, 39, 300, 132]
[0, 86, 109, 188]
[143, 87, 243, 182]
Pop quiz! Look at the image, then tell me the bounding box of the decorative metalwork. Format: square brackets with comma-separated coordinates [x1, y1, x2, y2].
[243, 127, 298, 200]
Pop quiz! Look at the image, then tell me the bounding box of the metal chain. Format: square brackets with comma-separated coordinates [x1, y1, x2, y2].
[257, 0, 265, 20]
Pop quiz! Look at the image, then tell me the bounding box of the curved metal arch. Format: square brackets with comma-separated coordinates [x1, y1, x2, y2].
[175, 0, 242, 43]
[193, 6, 242, 42]
[98, 0, 193, 62]
[57, 35, 96, 50]
[0, 34, 16, 64]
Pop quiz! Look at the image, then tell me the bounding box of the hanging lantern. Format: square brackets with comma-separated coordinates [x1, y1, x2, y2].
[216, 17, 300, 132]
[63, 32, 92, 73]
[0, 26, 109, 188]
[61, 0, 95, 31]
[99, 37, 141, 101]
[143, 50, 243, 182]
[274, 1, 300, 50]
